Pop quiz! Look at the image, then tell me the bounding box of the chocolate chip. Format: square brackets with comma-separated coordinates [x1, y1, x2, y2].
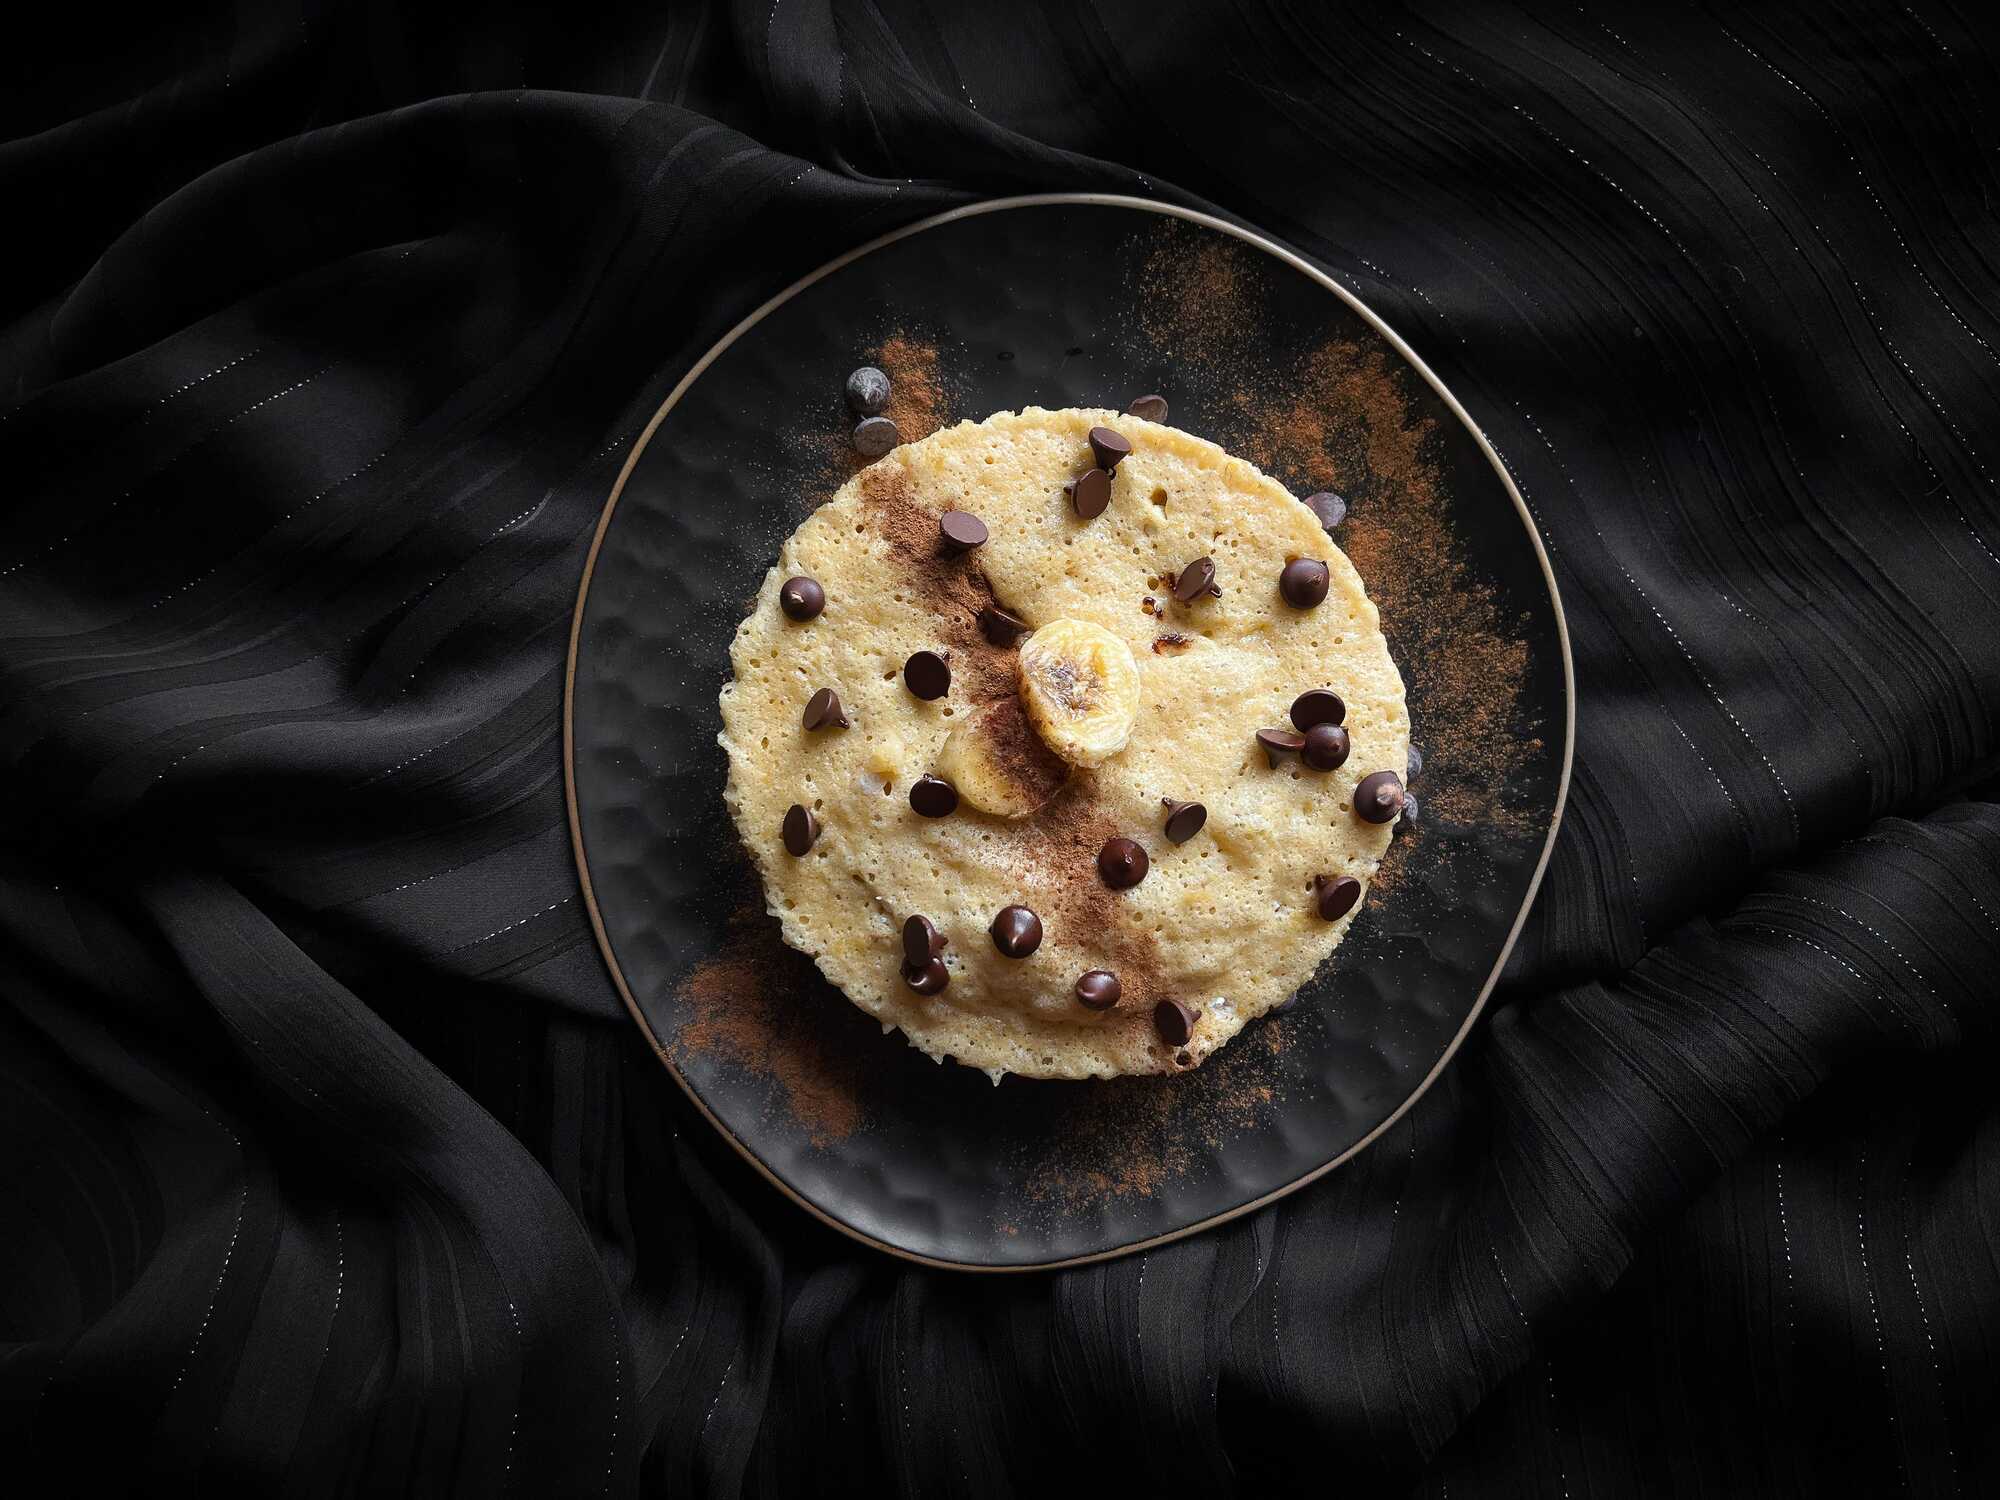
[779, 576, 825, 621]
[1312, 873, 1362, 921]
[1172, 556, 1218, 602]
[978, 605, 1032, 645]
[802, 688, 848, 731]
[845, 365, 890, 416]
[1161, 798, 1207, 844]
[1279, 558, 1330, 609]
[1088, 425, 1132, 471]
[1406, 743, 1424, 781]
[1153, 998, 1198, 1046]
[1069, 467, 1112, 519]
[939, 510, 988, 552]
[1075, 970, 1121, 1009]
[904, 650, 951, 701]
[1127, 394, 1169, 422]
[1097, 836, 1149, 889]
[1256, 728, 1306, 767]
[852, 416, 899, 456]
[902, 913, 946, 968]
[1302, 723, 1351, 771]
[1353, 770, 1405, 824]
[989, 905, 1043, 958]
[909, 774, 959, 818]
[1305, 491, 1347, 529]
[1289, 689, 1346, 730]
[1398, 791, 1420, 828]
[781, 804, 820, 856]
[902, 956, 949, 994]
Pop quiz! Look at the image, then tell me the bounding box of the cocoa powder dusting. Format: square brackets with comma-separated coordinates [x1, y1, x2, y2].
[859, 463, 1164, 1006]
[858, 464, 1017, 705]
[875, 332, 948, 444]
[673, 896, 871, 1147]
[1136, 221, 1543, 841]
[1019, 1011, 1290, 1206]
[800, 330, 957, 494]
[977, 694, 1071, 806]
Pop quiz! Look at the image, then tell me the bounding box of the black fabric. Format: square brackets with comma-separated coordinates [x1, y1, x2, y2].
[5, 2, 1999, 1493]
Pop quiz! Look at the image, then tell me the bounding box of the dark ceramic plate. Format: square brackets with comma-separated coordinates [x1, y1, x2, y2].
[565, 196, 1573, 1270]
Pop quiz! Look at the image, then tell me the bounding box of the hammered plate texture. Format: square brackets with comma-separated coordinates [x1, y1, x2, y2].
[568, 197, 1570, 1269]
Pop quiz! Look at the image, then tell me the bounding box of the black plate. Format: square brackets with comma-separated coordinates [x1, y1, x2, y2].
[565, 196, 1573, 1270]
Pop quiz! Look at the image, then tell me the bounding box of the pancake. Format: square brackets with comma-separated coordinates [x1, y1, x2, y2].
[719, 407, 1408, 1080]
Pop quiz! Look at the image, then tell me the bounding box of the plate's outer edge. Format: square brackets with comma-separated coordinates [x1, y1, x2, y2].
[563, 193, 1577, 1273]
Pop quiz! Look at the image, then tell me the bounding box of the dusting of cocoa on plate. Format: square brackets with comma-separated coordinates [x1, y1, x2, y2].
[1016, 1013, 1289, 1209]
[673, 900, 871, 1147]
[1133, 221, 1541, 840]
[875, 331, 949, 444]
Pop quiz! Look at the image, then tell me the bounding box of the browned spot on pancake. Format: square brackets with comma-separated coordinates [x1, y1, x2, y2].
[1152, 632, 1192, 654]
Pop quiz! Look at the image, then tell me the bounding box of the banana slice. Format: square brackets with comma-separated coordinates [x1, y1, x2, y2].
[934, 698, 1070, 818]
[1017, 619, 1142, 768]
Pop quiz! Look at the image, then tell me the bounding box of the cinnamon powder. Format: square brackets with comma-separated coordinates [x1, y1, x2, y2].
[1135, 222, 1542, 841]
[673, 895, 870, 1147]
[1017, 1009, 1291, 1207]
[875, 332, 949, 444]
[859, 463, 1165, 1009]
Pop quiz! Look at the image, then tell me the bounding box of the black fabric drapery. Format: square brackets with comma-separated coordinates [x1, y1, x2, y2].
[6, 3, 2000, 1494]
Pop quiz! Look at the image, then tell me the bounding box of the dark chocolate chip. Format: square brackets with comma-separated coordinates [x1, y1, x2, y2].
[902, 956, 950, 995]
[904, 650, 951, 701]
[1097, 836, 1150, 889]
[989, 905, 1043, 958]
[781, 804, 819, 856]
[1075, 970, 1122, 1009]
[1256, 728, 1306, 767]
[1127, 394, 1169, 422]
[1353, 770, 1406, 824]
[1161, 798, 1207, 844]
[1088, 425, 1132, 471]
[845, 365, 890, 416]
[909, 774, 959, 818]
[1302, 723, 1351, 771]
[1171, 556, 1218, 603]
[779, 576, 826, 622]
[802, 688, 848, 731]
[1398, 791, 1420, 828]
[1069, 467, 1112, 519]
[939, 510, 988, 552]
[902, 914, 946, 969]
[1279, 557, 1330, 609]
[1312, 873, 1362, 921]
[1289, 689, 1346, 730]
[1153, 998, 1198, 1046]
[978, 605, 1032, 645]
[852, 416, 900, 457]
[1305, 491, 1348, 529]
[1406, 743, 1424, 782]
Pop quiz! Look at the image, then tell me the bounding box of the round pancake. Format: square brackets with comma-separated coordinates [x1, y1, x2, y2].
[718, 407, 1408, 1080]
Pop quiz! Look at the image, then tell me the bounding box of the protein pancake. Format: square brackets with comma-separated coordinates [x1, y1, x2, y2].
[719, 406, 1409, 1080]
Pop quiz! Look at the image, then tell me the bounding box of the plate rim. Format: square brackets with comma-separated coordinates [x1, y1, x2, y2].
[563, 192, 1577, 1272]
